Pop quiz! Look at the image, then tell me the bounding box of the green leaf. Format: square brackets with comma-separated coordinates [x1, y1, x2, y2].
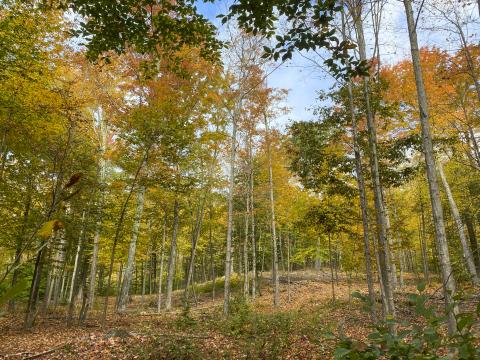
[457, 314, 474, 332]
[333, 348, 351, 359]
[323, 332, 336, 340]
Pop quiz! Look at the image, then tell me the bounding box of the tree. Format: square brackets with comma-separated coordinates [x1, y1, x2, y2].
[403, 0, 458, 334]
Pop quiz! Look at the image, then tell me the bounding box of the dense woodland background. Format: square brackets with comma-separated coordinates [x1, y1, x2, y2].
[1, 0, 480, 359]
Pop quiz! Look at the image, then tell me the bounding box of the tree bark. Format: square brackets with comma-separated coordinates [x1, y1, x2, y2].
[464, 213, 480, 272]
[102, 147, 149, 323]
[157, 213, 167, 313]
[223, 107, 238, 316]
[404, 0, 458, 334]
[165, 198, 179, 311]
[117, 186, 146, 312]
[351, 3, 395, 322]
[437, 162, 478, 285]
[243, 194, 249, 298]
[264, 112, 280, 306]
[286, 231, 291, 302]
[69, 210, 86, 304]
[328, 233, 336, 302]
[249, 131, 257, 300]
[342, 11, 376, 315]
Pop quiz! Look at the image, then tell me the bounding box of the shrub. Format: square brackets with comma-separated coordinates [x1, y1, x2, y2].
[331, 283, 480, 359]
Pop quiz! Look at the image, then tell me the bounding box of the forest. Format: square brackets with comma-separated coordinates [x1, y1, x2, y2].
[0, 0, 480, 359]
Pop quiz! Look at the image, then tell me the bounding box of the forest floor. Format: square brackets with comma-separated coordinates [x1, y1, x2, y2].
[0, 271, 471, 359]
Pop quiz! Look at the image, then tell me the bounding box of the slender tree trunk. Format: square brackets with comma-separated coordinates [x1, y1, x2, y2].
[455, 21, 480, 103]
[165, 198, 179, 311]
[157, 213, 167, 313]
[117, 186, 146, 312]
[352, 4, 395, 321]
[243, 195, 249, 298]
[53, 230, 66, 308]
[184, 153, 216, 302]
[328, 233, 335, 302]
[67, 240, 87, 326]
[404, 0, 458, 334]
[372, 231, 387, 318]
[279, 230, 285, 273]
[69, 210, 86, 303]
[344, 55, 376, 318]
[208, 206, 216, 300]
[419, 195, 430, 282]
[264, 112, 279, 306]
[437, 162, 478, 285]
[223, 108, 238, 316]
[384, 198, 398, 290]
[399, 249, 405, 288]
[141, 261, 146, 303]
[249, 132, 257, 300]
[116, 263, 123, 300]
[287, 231, 291, 302]
[86, 107, 108, 315]
[464, 213, 480, 272]
[102, 148, 149, 323]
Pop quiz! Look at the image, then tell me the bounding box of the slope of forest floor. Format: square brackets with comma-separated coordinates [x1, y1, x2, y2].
[0, 271, 468, 359]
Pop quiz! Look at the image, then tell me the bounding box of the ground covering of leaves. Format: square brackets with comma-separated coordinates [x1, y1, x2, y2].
[0, 272, 465, 359]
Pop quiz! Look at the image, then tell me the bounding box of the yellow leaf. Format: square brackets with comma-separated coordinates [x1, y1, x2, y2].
[38, 220, 63, 238]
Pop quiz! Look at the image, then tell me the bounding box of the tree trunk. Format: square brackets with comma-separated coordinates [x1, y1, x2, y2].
[243, 194, 249, 298]
[86, 106, 108, 315]
[404, 0, 458, 334]
[69, 210, 86, 303]
[249, 132, 257, 300]
[117, 186, 146, 312]
[102, 148, 149, 323]
[165, 198, 179, 311]
[157, 213, 167, 313]
[352, 4, 395, 322]
[208, 206, 216, 300]
[223, 108, 238, 316]
[328, 233, 335, 302]
[67, 240, 87, 326]
[141, 261, 146, 303]
[264, 112, 280, 306]
[464, 213, 480, 272]
[343, 35, 376, 316]
[419, 195, 430, 282]
[286, 231, 291, 302]
[184, 164, 213, 302]
[437, 162, 478, 285]
[384, 198, 398, 290]
[372, 231, 387, 318]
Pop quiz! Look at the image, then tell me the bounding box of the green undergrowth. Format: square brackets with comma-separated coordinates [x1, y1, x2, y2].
[131, 295, 348, 359]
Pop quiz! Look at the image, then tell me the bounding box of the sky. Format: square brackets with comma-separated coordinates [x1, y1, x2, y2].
[195, 1, 480, 131]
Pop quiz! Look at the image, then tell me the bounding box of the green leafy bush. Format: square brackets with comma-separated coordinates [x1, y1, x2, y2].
[220, 297, 296, 359]
[332, 284, 480, 359]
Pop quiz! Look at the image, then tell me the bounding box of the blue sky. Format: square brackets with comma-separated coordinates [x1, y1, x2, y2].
[196, 1, 480, 130]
